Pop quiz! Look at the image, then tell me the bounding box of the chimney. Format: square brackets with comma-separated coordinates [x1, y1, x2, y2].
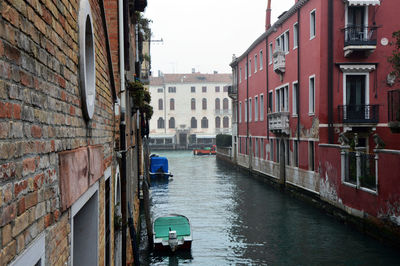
[265, 0, 272, 31]
[192, 68, 195, 73]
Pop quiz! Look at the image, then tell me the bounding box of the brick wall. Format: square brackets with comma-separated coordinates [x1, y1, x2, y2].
[0, 0, 116, 264]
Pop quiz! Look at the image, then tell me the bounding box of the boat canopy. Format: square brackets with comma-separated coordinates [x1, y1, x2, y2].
[154, 216, 191, 239]
[150, 156, 169, 173]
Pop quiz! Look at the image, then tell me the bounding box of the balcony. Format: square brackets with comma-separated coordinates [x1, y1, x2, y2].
[228, 85, 237, 100]
[268, 112, 290, 134]
[388, 89, 400, 133]
[215, 109, 232, 116]
[343, 26, 378, 57]
[273, 48, 285, 74]
[338, 105, 379, 125]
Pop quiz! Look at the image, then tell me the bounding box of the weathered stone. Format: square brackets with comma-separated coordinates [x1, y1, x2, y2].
[35, 201, 46, 220]
[22, 106, 34, 122]
[0, 203, 16, 227]
[10, 121, 23, 138]
[2, 224, 12, 246]
[12, 211, 29, 237]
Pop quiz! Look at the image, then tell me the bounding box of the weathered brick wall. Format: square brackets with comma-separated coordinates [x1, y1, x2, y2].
[0, 0, 116, 264]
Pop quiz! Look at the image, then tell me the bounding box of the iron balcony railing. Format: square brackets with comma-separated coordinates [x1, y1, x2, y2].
[388, 89, 400, 123]
[338, 104, 379, 124]
[343, 26, 378, 47]
[228, 85, 237, 99]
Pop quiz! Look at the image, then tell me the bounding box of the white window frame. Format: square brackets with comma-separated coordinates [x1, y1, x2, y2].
[259, 50, 263, 70]
[249, 59, 252, 77]
[275, 83, 290, 113]
[342, 72, 370, 107]
[10, 233, 46, 266]
[254, 54, 258, 73]
[260, 94, 264, 121]
[293, 22, 299, 49]
[254, 96, 258, 122]
[249, 98, 252, 122]
[245, 64, 247, 80]
[309, 75, 316, 115]
[268, 43, 273, 64]
[310, 9, 316, 40]
[244, 100, 248, 122]
[239, 101, 242, 123]
[239, 67, 242, 83]
[292, 81, 298, 117]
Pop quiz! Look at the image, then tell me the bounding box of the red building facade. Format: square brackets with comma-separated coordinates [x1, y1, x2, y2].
[229, 0, 400, 242]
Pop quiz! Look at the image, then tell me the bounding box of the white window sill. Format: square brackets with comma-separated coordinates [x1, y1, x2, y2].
[310, 35, 316, 41]
[292, 114, 298, 118]
[308, 112, 315, 116]
[293, 46, 298, 50]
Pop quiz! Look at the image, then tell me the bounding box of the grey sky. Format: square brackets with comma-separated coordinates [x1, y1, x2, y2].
[144, 0, 294, 75]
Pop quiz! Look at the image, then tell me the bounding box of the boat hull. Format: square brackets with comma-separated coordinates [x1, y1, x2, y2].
[153, 239, 192, 252]
[193, 149, 216, 155]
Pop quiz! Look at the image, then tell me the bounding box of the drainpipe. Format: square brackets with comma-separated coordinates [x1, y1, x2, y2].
[328, 0, 334, 143]
[266, 35, 270, 141]
[118, 0, 127, 264]
[246, 54, 250, 160]
[297, 8, 301, 143]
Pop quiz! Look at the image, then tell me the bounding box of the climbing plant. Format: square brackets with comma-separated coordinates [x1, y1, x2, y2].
[388, 30, 400, 83]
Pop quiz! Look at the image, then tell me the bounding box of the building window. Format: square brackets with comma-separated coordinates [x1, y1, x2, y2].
[202, 86, 207, 93]
[294, 140, 299, 167]
[191, 117, 197, 128]
[223, 98, 229, 110]
[309, 141, 315, 171]
[245, 63, 248, 79]
[201, 117, 208, 128]
[157, 118, 164, 129]
[270, 139, 274, 161]
[268, 91, 273, 113]
[244, 100, 248, 122]
[215, 98, 220, 110]
[276, 85, 289, 112]
[260, 50, 263, 70]
[158, 99, 163, 110]
[168, 86, 176, 93]
[260, 138, 264, 159]
[105, 177, 111, 266]
[249, 98, 252, 122]
[215, 116, 221, 128]
[239, 67, 242, 83]
[293, 82, 298, 116]
[284, 31, 289, 52]
[202, 98, 207, 110]
[169, 117, 175, 128]
[254, 55, 258, 73]
[310, 9, 316, 39]
[276, 139, 280, 163]
[269, 43, 273, 64]
[260, 94, 264, 121]
[157, 88, 163, 93]
[239, 102, 242, 123]
[285, 140, 290, 166]
[254, 96, 258, 121]
[249, 59, 252, 77]
[11, 233, 45, 266]
[170, 98, 175, 110]
[293, 22, 299, 48]
[223, 86, 228, 92]
[309, 76, 315, 114]
[223, 116, 229, 128]
[255, 138, 258, 158]
[191, 98, 196, 110]
[215, 86, 220, 92]
[191, 86, 196, 93]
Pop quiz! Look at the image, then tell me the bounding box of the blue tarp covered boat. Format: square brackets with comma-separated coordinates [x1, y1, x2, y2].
[150, 155, 173, 179]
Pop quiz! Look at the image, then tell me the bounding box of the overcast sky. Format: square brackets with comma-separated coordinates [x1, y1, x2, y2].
[144, 0, 294, 75]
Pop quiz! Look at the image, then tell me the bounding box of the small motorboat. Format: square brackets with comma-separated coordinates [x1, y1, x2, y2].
[193, 145, 216, 155]
[153, 214, 192, 252]
[149, 154, 173, 179]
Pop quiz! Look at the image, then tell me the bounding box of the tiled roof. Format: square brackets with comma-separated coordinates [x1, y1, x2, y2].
[150, 73, 232, 86]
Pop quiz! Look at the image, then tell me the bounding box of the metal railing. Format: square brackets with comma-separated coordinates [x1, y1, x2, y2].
[338, 105, 379, 124]
[388, 89, 400, 123]
[343, 26, 378, 46]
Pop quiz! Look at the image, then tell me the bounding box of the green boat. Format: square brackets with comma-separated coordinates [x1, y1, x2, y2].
[153, 214, 193, 252]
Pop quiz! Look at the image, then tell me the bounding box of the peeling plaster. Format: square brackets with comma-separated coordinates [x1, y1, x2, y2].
[320, 161, 340, 203]
[378, 195, 400, 226]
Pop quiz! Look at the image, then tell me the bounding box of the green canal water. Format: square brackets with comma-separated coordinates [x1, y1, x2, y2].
[140, 150, 400, 265]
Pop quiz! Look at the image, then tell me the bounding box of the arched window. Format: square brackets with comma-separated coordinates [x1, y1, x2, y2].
[191, 98, 196, 110]
[170, 98, 175, 110]
[223, 98, 229, 110]
[191, 117, 197, 128]
[223, 116, 229, 128]
[215, 98, 220, 110]
[215, 116, 221, 128]
[169, 117, 175, 128]
[158, 99, 163, 110]
[201, 117, 208, 128]
[157, 117, 164, 128]
[202, 98, 207, 110]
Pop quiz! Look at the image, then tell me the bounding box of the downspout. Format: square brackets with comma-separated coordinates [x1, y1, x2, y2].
[266, 36, 270, 140]
[297, 8, 301, 142]
[246, 54, 249, 156]
[118, 0, 127, 264]
[328, 0, 334, 143]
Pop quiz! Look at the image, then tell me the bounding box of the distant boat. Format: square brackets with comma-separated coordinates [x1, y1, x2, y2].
[193, 145, 216, 155]
[149, 155, 173, 179]
[153, 214, 193, 252]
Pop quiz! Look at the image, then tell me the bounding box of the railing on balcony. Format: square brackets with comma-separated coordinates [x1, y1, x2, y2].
[388, 89, 400, 132]
[228, 85, 237, 100]
[273, 48, 285, 74]
[343, 26, 378, 46]
[268, 112, 290, 134]
[338, 105, 379, 124]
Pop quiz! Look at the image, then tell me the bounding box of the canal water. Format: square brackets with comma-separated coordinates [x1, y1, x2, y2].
[140, 150, 400, 265]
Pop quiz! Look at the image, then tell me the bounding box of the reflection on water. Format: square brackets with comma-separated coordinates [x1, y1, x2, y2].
[140, 151, 400, 265]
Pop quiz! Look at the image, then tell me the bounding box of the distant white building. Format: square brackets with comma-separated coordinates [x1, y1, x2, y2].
[149, 72, 232, 149]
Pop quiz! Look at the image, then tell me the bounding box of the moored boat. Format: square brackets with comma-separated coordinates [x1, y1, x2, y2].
[149, 154, 173, 179]
[153, 214, 192, 252]
[193, 145, 216, 155]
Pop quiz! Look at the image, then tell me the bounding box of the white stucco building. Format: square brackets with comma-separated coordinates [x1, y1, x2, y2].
[149, 72, 232, 149]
